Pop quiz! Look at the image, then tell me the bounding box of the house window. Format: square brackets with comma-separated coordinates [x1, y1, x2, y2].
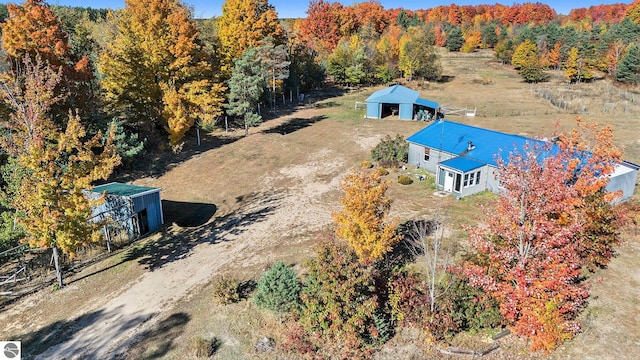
[424, 148, 430, 162]
[454, 173, 462, 192]
[463, 171, 481, 188]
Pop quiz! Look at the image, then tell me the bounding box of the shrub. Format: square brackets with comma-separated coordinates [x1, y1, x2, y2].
[190, 336, 221, 358]
[279, 322, 319, 357]
[388, 271, 430, 327]
[254, 261, 301, 313]
[360, 160, 373, 168]
[375, 167, 389, 176]
[397, 174, 413, 185]
[448, 275, 503, 333]
[298, 236, 379, 354]
[371, 134, 408, 166]
[212, 276, 240, 305]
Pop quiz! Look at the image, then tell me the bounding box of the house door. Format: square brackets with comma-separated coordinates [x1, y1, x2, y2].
[444, 171, 454, 192]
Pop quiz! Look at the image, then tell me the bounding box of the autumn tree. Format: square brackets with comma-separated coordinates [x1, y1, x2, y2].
[461, 29, 482, 53]
[512, 40, 547, 82]
[625, 0, 640, 23]
[511, 39, 538, 69]
[398, 26, 441, 81]
[217, 0, 285, 72]
[1, 0, 94, 121]
[98, 0, 225, 147]
[332, 169, 400, 264]
[0, 57, 120, 288]
[463, 142, 588, 352]
[564, 47, 594, 83]
[327, 35, 370, 86]
[463, 119, 623, 351]
[299, 0, 343, 58]
[495, 38, 515, 64]
[226, 47, 266, 136]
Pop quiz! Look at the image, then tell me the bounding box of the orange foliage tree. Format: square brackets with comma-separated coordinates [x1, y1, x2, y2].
[463, 118, 623, 352]
[1, 0, 94, 119]
[332, 169, 400, 264]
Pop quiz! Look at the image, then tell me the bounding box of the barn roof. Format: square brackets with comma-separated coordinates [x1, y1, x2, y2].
[406, 120, 550, 168]
[92, 182, 160, 198]
[366, 85, 438, 108]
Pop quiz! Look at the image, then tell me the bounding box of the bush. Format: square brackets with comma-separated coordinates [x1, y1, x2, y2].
[190, 336, 221, 358]
[254, 261, 301, 313]
[397, 174, 413, 185]
[371, 134, 408, 166]
[298, 237, 379, 354]
[212, 276, 240, 305]
[448, 275, 503, 333]
[375, 167, 389, 176]
[360, 160, 373, 169]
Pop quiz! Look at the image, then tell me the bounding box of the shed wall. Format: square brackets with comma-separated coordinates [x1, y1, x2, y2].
[399, 103, 413, 120]
[132, 191, 164, 233]
[367, 102, 380, 118]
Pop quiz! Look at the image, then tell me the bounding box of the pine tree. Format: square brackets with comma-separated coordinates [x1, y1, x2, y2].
[226, 48, 266, 136]
[615, 43, 640, 84]
[254, 261, 301, 313]
[445, 27, 464, 52]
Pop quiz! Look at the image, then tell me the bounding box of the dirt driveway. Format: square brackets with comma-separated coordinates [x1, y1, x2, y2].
[0, 105, 427, 359]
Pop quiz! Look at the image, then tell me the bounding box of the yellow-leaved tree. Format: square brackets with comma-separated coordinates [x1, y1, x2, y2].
[216, 0, 285, 73]
[98, 0, 225, 148]
[332, 169, 401, 264]
[0, 57, 121, 288]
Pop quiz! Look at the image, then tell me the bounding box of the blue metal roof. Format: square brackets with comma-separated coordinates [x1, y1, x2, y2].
[366, 85, 439, 108]
[440, 157, 485, 172]
[415, 97, 439, 109]
[407, 120, 550, 167]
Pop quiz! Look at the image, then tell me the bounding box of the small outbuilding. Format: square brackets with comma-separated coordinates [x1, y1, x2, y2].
[365, 84, 439, 120]
[90, 183, 164, 245]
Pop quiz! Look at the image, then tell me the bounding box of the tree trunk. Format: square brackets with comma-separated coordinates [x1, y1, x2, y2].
[52, 246, 63, 288]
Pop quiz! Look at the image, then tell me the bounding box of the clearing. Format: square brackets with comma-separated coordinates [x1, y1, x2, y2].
[0, 50, 638, 359]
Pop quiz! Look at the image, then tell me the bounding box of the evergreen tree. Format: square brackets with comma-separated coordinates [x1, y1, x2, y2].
[254, 261, 301, 313]
[446, 27, 464, 52]
[615, 43, 640, 84]
[226, 47, 266, 136]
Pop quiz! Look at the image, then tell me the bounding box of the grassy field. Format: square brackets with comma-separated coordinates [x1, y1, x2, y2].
[1, 49, 638, 359]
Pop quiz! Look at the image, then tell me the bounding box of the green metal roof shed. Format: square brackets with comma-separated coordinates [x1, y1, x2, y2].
[92, 182, 164, 238]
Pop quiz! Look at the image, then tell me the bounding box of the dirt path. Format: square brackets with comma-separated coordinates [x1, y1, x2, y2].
[21, 108, 373, 359]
